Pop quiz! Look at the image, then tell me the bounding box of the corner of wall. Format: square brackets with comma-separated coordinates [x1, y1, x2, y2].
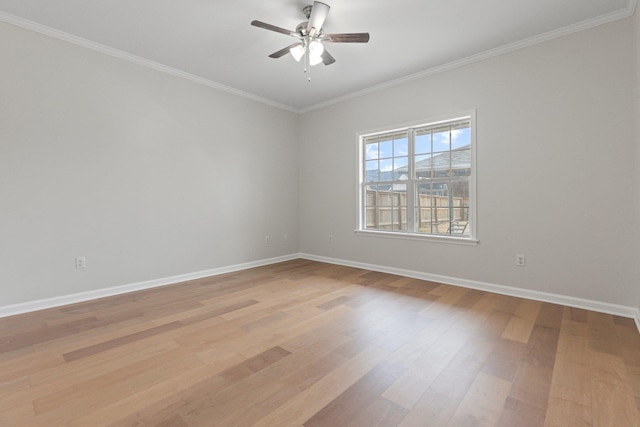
[635, 3, 640, 330]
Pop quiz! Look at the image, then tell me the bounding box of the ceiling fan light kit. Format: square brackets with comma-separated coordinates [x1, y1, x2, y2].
[290, 44, 306, 62]
[251, 1, 370, 81]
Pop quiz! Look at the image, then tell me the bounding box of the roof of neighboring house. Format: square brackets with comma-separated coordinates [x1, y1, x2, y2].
[366, 145, 471, 183]
[416, 147, 471, 172]
[398, 145, 471, 173]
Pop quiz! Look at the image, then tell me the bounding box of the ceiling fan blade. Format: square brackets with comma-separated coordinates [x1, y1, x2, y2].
[307, 1, 330, 35]
[321, 49, 336, 65]
[251, 20, 299, 37]
[323, 33, 370, 43]
[269, 43, 303, 59]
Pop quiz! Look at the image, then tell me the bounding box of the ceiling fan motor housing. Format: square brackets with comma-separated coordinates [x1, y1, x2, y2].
[296, 22, 309, 36]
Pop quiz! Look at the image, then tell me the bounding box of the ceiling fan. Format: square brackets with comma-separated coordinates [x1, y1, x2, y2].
[251, 1, 369, 78]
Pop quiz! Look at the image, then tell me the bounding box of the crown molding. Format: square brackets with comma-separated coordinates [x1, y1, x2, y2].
[1, 1, 637, 115]
[300, 4, 638, 113]
[0, 11, 299, 114]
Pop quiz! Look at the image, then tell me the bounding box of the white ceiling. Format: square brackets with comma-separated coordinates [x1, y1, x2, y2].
[0, 0, 635, 112]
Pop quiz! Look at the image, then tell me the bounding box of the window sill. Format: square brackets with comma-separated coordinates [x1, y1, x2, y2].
[354, 229, 479, 246]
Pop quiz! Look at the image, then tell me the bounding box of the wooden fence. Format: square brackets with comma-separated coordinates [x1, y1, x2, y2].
[365, 189, 468, 232]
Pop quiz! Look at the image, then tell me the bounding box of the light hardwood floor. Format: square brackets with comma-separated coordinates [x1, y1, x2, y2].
[1, 259, 639, 426]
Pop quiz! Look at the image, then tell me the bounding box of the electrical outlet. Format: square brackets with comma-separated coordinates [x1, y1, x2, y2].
[264, 235, 270, 245]
[516, 254, 525, 267]
[75, 256, 86, 269]
[328, 234, 333, 243]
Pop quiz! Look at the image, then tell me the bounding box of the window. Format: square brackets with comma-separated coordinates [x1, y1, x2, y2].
[358, 113, 475, 241]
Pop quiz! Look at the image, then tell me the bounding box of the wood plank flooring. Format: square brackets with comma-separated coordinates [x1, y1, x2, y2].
[1, 259, 639, 426]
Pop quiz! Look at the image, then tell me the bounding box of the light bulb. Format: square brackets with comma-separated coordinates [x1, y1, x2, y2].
[309, 53, 323, 66]
[290, 44, 305, 62]
[308, 40, 324, 56]
[308, 40, 324, 66]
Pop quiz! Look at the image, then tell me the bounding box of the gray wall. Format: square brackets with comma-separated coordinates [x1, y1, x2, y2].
[0, 21, 299, 306]
[299, 17, 638, 307]
[1, 14, 639, 314]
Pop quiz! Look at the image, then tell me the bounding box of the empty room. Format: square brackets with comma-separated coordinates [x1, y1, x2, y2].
[1, 0, 640, 425]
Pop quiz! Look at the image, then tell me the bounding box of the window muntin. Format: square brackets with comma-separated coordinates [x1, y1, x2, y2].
[359, 114, 474, 239]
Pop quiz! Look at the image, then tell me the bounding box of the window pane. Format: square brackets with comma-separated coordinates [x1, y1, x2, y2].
[379, 140, 393, 159]
[434, 184, 450, 234]
[416, 183, 441, 234]
[379, 159, 393, 181]
[394, 184, 407, 231]
[450, 181, 470, 208]
[416, 181, 465, 235]
[448, 181, 470, 236]
[365, 186, 376, 207]
[416, 183, 431, 233]
[451, 123, 471, 150]
[394, 137, 409, 157]
[414, 154, 431, 179]
[379, 191, 395, 230]
[363, 185, 408, 232]
[415, 132, 430, 154]
[365, 160, 378, 182]
[394, 157, 408, 175]
[432, 126, 451, 153]
[451, 149, 471, 176]
[363, 185, 378, 230]
[365, 208, 376, 229]
[379, 191, 394, 207]
[432, 152, 451, 177]
[365, 142, 379, 160]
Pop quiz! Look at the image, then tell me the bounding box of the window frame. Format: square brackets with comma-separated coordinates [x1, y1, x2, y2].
[356, 111, 478, 244]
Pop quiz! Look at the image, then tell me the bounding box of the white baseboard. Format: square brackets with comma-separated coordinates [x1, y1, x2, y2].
[3, 252, 639, 335]
[0, 254, 299, 319]
[300, 253, 640, 332]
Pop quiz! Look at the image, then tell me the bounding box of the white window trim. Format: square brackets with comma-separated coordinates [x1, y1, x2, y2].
[355, 110, 478, 245]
